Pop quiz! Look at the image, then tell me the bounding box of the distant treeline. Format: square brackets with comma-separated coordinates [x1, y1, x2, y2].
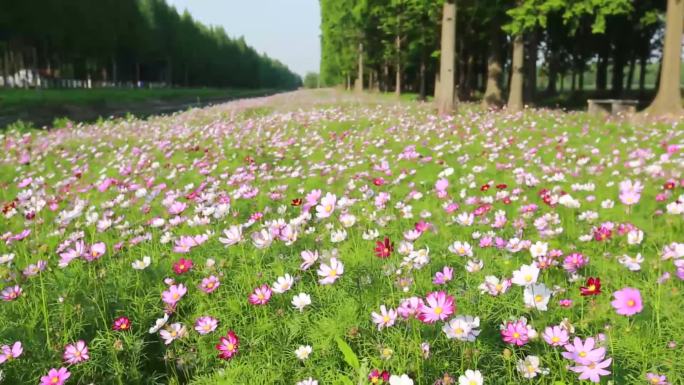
[0, 0, 301, 89]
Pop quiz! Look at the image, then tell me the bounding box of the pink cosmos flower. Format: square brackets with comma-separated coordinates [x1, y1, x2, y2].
[562, 253, 588, 273]
[195, 316, 218, 335]
[63, 340, 89, 364]
[200, 275, 220, 293]
[168, 201, 187, 215]
[433, 266, 454, 285]
[173, 235, 207, 253]
[248, 284, 272, 305]
[418, 291, 455, 324]
[542, 326, 569, 347]
[160, 323, 187, 345]
[1, 285, 22, 301]
[315, 193, 336, 218]
[371, 305, 398, 330]
[83, 242, 106, 262]
[162, 284, 187, 306]
[397, 297, 424, 319]
[646, 373, 669, 385]
[619, 179, 643, 205]
[562, 337, 605, 364]
[40, 367, 70, 385]
[569, 357, 612, 383]
[611, 287, 643, 316]
[300, 250, 319, 271]
[216, 330, 239, 360]
[501, 320, 529, 346]
[0, 341, 23, 363]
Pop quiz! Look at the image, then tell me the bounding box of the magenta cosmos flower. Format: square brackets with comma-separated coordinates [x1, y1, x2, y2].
[172, 258, 193, 274]
[418, 291, 455, 324]
[501, 320, 529, 346]
[248, 284, 272, 305]
[84, 242, 106, 262]
[63, 340, 89, 364]
[216, 330, 239, 360]
[40, 367, 70, 385]
[112, 316, 131, 331]
[397, 297, 424, 319]
[611, 287, 643, 316]
[0, 341, 23, 363]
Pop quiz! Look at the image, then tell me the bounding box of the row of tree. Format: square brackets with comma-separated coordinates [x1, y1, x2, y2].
[0, 0, 301, 90]
[319, 0, 682, 114]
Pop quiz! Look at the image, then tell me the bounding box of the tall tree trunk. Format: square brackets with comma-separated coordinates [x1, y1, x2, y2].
[571, 71, 576, 92]
[383, 62, 389, 93]
[524, 29, 538, 102]
[111, 57, 118, 84]
[355, 43, 363, 93]
[419, 58, 427, 101]
[546, 51, 558, 95]
[646, 0, 683, 115]
[596, 54, 608, 91]
[626, 57, 636, 92]
[395, 35, 401, 97]
[507, 34, 524, 111]
[437, 0, 456, 114]
[611, 49, 626, 97]
[434, 72, 441, 101]
[483, 23, 503, 108]
[2, 50, 8, 88]
[638, 54, 647, 98]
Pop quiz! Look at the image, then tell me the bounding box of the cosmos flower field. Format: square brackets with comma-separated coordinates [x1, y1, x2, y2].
[1, 90, 684, 385]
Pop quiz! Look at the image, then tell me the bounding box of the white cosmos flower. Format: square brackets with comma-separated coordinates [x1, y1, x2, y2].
[627, 229, 643, 245]
[443, 315, 480, 342]
[160, 323, 187, 345]
[300, 250, 319, 271]
[618, 253, 644, 271]
[272, 274, 294, 294]
[511, 264, 540, 286]
[330, 229, 347, 243]
[448, 241, 473, 257]
[389, 374, 413, 385]
[458, 369, 483, 385]
[219, 225, 243, 246]
[517, 355, 545, 378]
[292, 292, 312, 312]
[362, 228, 380, 240]
[132, 256, 151, 270]
[523, 283, 552, 311]
[339, 213, 356, 227]
[294, 345, 312, 360]
[148, 313, 169, 334]
[529, 241, 548, 258]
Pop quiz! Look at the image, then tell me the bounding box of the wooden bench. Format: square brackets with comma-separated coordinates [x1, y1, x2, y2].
[587, 99, 639, 115]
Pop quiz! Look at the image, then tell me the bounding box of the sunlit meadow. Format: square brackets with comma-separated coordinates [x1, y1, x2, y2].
[1, 90, 683, 385]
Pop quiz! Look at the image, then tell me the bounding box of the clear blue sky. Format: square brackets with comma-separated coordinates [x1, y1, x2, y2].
[166, 0, 320, 77]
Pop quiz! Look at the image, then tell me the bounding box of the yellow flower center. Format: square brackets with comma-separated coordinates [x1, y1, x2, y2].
[226, 343, 235, 351]
[524, 274, 532, 282]
[579, 351, 587, 358]
[534, 295, 543, 302]
[551, 337, 560, 343]
[328, 269, 337, 277]
[513, 332, 520, 338]
[325, 205, 332, 212]
[434, 306, 443, 315]
[627, 300, 635, 307]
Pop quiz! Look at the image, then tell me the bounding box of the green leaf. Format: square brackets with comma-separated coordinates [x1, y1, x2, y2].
[335, 336, 360, 370]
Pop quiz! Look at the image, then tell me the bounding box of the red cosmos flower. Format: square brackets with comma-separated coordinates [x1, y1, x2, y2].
[216, 330, 239, 360]
[664, 181, 676, 190]
[373, 178, 385, 186]
[480, 183, 490, 191]
[291, 198, 303, 206]
[580, 277, 602, 296]
[112, 316, 131, 331]
[374, 237, 394, 259]
[502, 196, 512, 205]
[496, 183, 508, 189]
[368, 369, 390, 384]
[173, 258, 193, 275]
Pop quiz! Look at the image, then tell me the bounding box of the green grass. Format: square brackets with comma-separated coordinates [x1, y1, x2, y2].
[0, 90, 683, 385]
